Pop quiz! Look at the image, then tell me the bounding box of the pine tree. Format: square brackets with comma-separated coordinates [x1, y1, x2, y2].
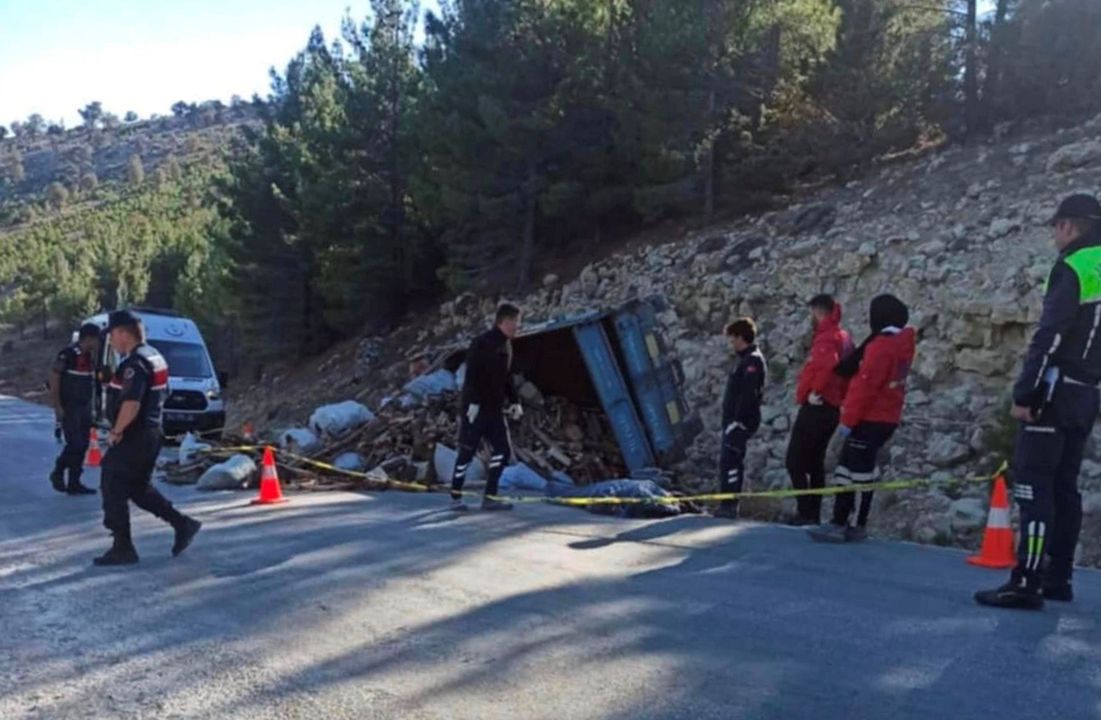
[128, 154, 145, 185]
[421, 0, 593, 291]
[45, 182, 69, 210]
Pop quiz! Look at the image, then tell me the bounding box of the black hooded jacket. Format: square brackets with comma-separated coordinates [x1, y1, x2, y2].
[835, 295, 910, 379]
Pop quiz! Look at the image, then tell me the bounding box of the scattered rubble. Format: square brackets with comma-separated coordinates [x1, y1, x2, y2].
[197, 455, 257, 491]
[163, 373, 631, 493]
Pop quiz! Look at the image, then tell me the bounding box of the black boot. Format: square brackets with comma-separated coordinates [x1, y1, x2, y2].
[93, 536, 139, 567]
[67, 472, 97, 495]
[975, 572, 1043, 610]
[49, 466, 66, 493]
[808, 522, 849, 543]
[1042, 581, 1074, 602]
[172, 517, 202, 557]
[481, 497, 514, 512]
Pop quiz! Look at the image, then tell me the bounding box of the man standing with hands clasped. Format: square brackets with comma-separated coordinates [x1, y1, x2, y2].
[715, 318, 767, 520]
[977, 193, 1101, 610]
[785, 295, 852, 526]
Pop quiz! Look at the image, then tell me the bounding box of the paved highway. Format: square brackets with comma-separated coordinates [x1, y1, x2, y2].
[1, 395, 1099, 719]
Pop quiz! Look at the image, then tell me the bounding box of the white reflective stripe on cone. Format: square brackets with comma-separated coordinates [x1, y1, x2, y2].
[986, 506, 1011, 529]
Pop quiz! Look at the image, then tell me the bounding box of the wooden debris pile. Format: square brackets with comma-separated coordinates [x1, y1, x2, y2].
[157, 382, 628, 490]
[509, 397, 626, 483]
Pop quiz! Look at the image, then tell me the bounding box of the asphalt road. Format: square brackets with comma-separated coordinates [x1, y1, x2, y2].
[2, 395, 1101, 720]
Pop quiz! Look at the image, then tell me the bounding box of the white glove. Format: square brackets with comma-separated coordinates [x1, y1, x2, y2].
[507, 403, 524, 421]
[808, 392, 823, 406]
[466, 404, 480, 424]
[725, 421, 746, 435]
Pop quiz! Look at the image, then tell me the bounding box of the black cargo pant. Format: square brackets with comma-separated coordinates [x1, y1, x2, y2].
[718, 427, 753, 514]
[54, 403, 92, 488]
[830, 422, 896, 528]
[451, 407, 512, 499]
[1012, 386, 1098, 586]
[786, 403, 841, 523]
[101, 427, 186, 544]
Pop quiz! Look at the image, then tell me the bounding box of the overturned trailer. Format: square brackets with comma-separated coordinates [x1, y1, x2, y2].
[440, 297, 703, 476]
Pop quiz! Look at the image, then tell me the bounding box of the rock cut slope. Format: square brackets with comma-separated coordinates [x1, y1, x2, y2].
[232, 114, 1101, 562]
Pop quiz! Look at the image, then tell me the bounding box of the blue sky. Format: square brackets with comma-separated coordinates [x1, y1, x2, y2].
[0, 0, 439, 127]
[1, 0, 994, 129]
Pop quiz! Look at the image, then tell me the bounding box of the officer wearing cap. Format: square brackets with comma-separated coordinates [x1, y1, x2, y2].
[977, 193, 1101, 609]
[48, 322, 101, 495]
[93, 310, 201, 566]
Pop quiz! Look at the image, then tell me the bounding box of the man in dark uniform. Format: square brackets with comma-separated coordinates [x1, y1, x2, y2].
[94, 310, 201, 567]
[48, 322, 101, 495]
[715, 318, 767, 520]
[977, 193, 1101, 609]
[450, 303, 524, 512]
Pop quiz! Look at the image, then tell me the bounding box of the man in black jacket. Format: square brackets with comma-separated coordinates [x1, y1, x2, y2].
[451, 303, 524, 511]
[977, 194, 1101, 609]
[716, 318, 767, 519]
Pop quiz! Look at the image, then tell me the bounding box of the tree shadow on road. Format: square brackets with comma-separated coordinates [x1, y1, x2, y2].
[195, 513, 1101, 720]
[7, 490, 1101, 720]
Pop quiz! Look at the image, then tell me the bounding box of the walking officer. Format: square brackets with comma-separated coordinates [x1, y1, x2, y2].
[450, 303, 524, 512]
[93, 310, 201, 567]
[48, 322, 101, 495]
[976, 193, 1101, 609]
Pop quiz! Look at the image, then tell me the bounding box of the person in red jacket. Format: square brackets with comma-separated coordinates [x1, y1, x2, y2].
[809, 294, 915, 543]
[785, 295, 853, 526]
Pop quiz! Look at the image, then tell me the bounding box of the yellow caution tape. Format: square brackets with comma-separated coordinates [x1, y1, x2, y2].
[528, 460, 1008, 506]
[197, 444, 1008, 508]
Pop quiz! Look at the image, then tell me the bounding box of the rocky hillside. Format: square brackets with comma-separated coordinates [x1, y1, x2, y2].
[229, 113, 1101, 562]
[0, 105, 256, 225]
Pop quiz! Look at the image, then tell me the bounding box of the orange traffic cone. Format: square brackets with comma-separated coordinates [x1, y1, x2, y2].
[85, 429, 103, 468]
[251, 446, 288, 505]
[967, 475, 1016, 569]
[242, 421, 256, 442]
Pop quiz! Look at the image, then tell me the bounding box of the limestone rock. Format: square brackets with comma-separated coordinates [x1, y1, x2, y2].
[1084, 492, 1101, 515]
[1046, 140, 1101, 173]
[789, 203, 837, 236]
[698, 235, 729, 255]
[955, 348, 1014, 377]
[950, 497, 987, 533]
[836, 252, 871, 277]
[928, 433, 971, 468]
[579, 265, 599, 296]
[989, 218, 1019, 238]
